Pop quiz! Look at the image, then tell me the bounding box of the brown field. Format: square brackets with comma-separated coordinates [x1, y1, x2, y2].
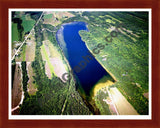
[49, 57, 67, 82]
[43, 11, 75, 26]
[45, 62, 52, 79]
[41, 40, 67, 81]
[12, 63, 22, 109]
[27, 62, 37, 95]
[25, 33, 36, 62]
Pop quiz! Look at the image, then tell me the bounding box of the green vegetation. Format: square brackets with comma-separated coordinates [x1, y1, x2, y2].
[79, 11, 149, 115]
[40, 43, 55, 76]
[25, 12, 43, 21]
[12, 23, 19, 42]
[95, 90, 111, 115]
[22, 44, 26, 61]
[43, 14, 53, 19]
[22, 20, 35, 33]
[11, 11, 39, 50]
[19, 20, 92, 115]
[42, 24, 55, 30]
[21, 61, 29, 97]
[12, 17, 24, 41]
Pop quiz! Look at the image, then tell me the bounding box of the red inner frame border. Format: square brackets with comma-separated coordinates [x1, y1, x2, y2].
[0, 0, 159, 128]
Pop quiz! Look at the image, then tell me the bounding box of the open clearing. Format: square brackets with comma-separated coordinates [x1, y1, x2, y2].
[22, 14, 36, 33]
[12, 63, 22, 109]
[25, 31, 36, 62]
[43, 11, 74, 26]
[40, 40, 67, 81]
[109, 87, 139, 115]
[12, 23, 19, 43]
[27, 62, 37, 95]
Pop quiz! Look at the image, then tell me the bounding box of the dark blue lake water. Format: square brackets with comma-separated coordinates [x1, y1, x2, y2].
[56, 21, 108, 95]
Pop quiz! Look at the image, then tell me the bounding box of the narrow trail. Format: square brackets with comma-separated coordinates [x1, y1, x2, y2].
[61, 80, 72, 115]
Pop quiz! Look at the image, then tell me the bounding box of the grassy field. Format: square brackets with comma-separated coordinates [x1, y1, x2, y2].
[41, 42, 55, 78]
[22, 44, 26, 61]
[40, 39, 68, 81]
[43, 14, 53, 19]
[21, 14, 35, 33]
[22, 20, 35, 33]
[25, 33, 36, 62]
[12, 23, 19, 43]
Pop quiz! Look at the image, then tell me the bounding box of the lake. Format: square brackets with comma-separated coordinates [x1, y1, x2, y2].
[56, 21, 110, 95]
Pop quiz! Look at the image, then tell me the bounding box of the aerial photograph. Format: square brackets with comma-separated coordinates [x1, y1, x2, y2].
[10, 9, 150, 117]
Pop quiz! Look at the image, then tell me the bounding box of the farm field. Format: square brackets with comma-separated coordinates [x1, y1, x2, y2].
[21, 14, 35, 33]
[43, 11, 74, 26]
[11, 63, 23, 115]
[26, 62, 37, 95]
[12, 23, 19, 43]
[40, 39, 67, 80]
[25, 31, 36, 62]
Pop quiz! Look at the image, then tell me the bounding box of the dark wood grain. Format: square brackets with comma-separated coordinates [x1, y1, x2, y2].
[0, 0, 159, 128]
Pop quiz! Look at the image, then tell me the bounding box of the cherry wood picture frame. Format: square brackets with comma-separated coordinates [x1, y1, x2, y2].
[0, 0, 160, 128]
